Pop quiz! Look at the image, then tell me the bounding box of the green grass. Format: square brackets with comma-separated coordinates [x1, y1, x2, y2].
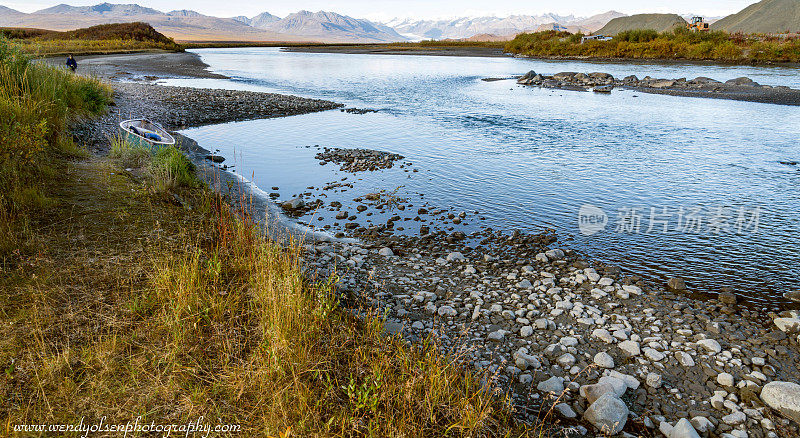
[0, 36, 111, 258]
[506, 28, 800, 63]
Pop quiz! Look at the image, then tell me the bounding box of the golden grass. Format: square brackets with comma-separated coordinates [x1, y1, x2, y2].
[0, 139, 537, 436]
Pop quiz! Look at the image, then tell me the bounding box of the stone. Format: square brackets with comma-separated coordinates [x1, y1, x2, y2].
[281, 197, 305, 211]
[555, 403, 577, 419]
[718, 291, 737, 305]
[697, 339, 722, 354]
[717, 372, 734, 387]
[676, 351, 695, 367]
[520, 326, 533, 337]
[644, 348, 666, 362]
[437, 305, 457, 317]
[580, 382, 616, 404]
[378, 247, 394, 257]
[670, 418, 701, 438]
[722, 410, 746, 425]
[646, 372, 662, 389]
[690, 416, 714, 433]
[761, 381, 800, 424]
[667, 277, 687, 292]
[726, 77, 758, 86]
[594, 351, 615, 369]
[583, 393, 628, 435]
[597, 376, 627, 397]
[592, 328, 615, 344]
[774, 317, 800, 334]
[516, 279, 533, 289]
[487, 330, 506, 342]
[784, 290, 800, 302]
[557, 353, 576, 368]
[446, 252, 465, 262]
[618, 340, 641, 357]
[537, 376, 565, 393]
[560, 336, 578, 347]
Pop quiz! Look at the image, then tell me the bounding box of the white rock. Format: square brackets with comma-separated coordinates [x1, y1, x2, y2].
[545, 249, 564, 260]
[592, 328, 615, 344]
[516, 279, 533, 289]
[690, 416, 714, 433]
[378, 247, 394, 256]
[519, 374, 533, 384]
[446, 252, 465, 262]
[670, 418, 701, 438]
[761, 381, 800, 424]
[437, 305, 457, 317]
[722, 411, 746, 425]
[583, 393, 628, 435]
[463, 265, 477, 275]
[676, 351, 695, 367]
[618, 340, 641, 357]
[644, 347, 666, 362]
[774, 317, 800, 334]
[537, 376, 565, 393]
[622, 284, 642, 295]
[697, 339, 722, 353]
[646, 373, 662, 389]
[594, 352, 615, 369]
[717, 372, 734, 387]
[560, 336, 579, 347]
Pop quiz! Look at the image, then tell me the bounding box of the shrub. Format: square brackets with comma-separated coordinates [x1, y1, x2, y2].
[615, 29, 659, 43]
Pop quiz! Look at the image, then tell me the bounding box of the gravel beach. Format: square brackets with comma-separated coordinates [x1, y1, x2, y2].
[77, 51, 800, 437]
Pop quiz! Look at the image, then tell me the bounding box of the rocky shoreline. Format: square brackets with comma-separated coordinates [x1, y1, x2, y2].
[78, 52, 800, 437]
[514, 70, 800, 106]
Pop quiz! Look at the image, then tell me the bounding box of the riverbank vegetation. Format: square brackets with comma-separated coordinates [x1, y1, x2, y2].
[0, 37, 534, 436]
[506, 28, 800, 63]
[1, 22, 183, 55]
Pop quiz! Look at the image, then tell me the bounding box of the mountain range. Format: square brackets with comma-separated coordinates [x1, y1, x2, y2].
[0, 0, 794, 43]
[0, 3, 628, 42]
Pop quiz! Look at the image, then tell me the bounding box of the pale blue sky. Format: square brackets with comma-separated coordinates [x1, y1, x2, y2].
[2, 0, 758, 21]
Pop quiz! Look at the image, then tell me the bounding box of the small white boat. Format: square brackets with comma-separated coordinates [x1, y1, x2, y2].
[119, 119, 175, 149]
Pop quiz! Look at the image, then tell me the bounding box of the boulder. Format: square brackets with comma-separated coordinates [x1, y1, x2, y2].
[580, 382, 616, 404]
[281, 197, 305, 211]
[774, 317, 800, 334]
[726, 76, 758, 87]
[553, 72, 579, 81]
[537, 376, 565, 393]
[378, 247, 394, 257]
[785, 290, 800, 302]
[667, 277, 687, 292]
[670, 418, 701, 438]
[761, 381, 800, 424]
[517, 70, 537, 84]
[583, 393, 628, 434]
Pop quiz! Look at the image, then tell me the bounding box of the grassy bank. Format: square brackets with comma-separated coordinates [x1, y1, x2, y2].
[0, 38, 536, 436]
[506, 29, 800, 63]
[1, 23, 183, 56]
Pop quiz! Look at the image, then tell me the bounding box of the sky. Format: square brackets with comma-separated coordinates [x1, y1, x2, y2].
[1, 0, 758, 21]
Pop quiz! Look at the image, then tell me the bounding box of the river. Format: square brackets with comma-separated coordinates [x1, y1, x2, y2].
[160, 47, 800, 308]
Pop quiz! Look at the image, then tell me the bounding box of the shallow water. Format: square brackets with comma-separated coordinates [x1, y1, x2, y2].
[166, 48, 800, 309]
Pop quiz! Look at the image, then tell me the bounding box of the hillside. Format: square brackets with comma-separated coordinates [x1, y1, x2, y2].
[571, 11, 628, 32]
[595, 13, 687, 35]
[712, 0, 800, 33]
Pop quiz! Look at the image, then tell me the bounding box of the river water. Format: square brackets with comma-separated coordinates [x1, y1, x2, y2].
[162, 48, 800, 308]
